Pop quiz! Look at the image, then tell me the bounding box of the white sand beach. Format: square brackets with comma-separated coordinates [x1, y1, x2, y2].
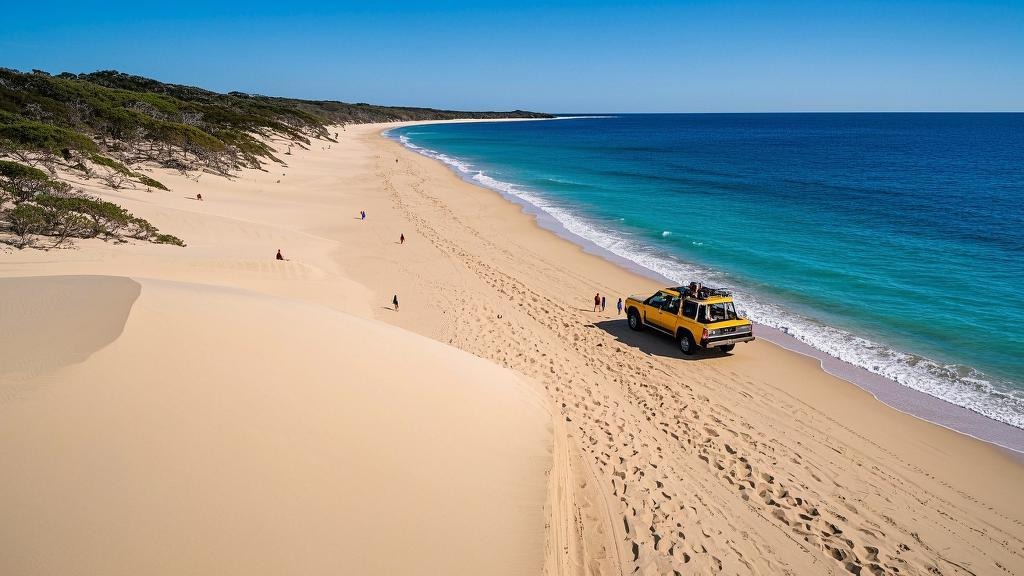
[0, 275, 552, 576]
[2, 122, 1023, 576]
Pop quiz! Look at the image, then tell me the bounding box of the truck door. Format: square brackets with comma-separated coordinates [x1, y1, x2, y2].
[652, 295, 682, 331]
[644, 292, 669, 326]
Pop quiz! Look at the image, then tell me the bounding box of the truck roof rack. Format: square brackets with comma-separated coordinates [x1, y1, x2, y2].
[674, 285, 733, 300]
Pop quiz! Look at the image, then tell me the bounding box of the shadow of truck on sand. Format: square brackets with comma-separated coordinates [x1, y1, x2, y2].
[591, 318, 734, 362]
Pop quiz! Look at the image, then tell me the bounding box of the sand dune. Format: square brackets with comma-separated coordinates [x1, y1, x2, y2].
[0, 276, 552, 576]
[1, 121, 1023, 575]
[0, 276, 140, 378]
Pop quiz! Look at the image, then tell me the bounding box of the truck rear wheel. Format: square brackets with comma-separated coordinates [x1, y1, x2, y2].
[719, 344, 736, 353]
[627, 309, 643, 331]
[678, 331, 697, 355]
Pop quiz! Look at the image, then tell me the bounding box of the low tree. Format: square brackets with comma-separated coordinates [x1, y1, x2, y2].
[20, 191, 184, 247]
[0, 160, 51, 203]
[5, 203, 47, 248]
[33, 193, 90, 247]
[0, 160, 70, 203]
[126, 215, 157, 239]
[0, 120, 98, 165]
[50, 211, 89, 247]
[72, 196, 132, 238]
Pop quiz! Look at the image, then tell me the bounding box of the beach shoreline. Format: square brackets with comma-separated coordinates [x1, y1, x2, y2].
[362, 120, 1024, 574]
[2, 120, 1022, 575]
[384, 119, 1024, 458]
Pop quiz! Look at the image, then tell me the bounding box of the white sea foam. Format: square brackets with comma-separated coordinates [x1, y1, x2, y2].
[389, 132, 1024, 431]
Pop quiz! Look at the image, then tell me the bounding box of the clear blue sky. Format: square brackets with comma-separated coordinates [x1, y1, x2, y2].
[3, 1, 1022, 112]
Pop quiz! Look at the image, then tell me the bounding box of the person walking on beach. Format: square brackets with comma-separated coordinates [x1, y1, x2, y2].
[617, 298, 623, 315]
[276, 249, 285, 261]
[392, 294, 399, 311]
[400, 233, 405, 244]
[593, 293, 601, 312]
[601, 295, 606, 312]
[360, 210, 366, 220]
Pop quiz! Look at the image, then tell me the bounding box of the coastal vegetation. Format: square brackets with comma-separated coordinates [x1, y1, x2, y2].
[0, 159, 184, 248]
[0, 66, 549, 249]
[0, 67, 550, 176]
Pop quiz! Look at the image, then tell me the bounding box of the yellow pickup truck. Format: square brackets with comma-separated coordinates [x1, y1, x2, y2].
[624, 285, 754, 354]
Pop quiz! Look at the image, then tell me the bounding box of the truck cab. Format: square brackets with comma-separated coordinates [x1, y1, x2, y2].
[624, 286, 754, 355]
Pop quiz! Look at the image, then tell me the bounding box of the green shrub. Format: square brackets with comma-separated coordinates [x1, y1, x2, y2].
[88, 153, 133, 174]
[29, 192, 127, 237]
[79, 197, 130, 237]
[0, 67, 550, 177]
[135, 174, 169, 191]
[0, 159, 69, 203]
[153, 233, 186, 246]
[0, 120, 97, 154]
[4, 203, 47, 247]
[151, 121, 225, 153]
[27, 191, 184, 247]
[34, 194, 90, 246]
[127, 216, 158, 239]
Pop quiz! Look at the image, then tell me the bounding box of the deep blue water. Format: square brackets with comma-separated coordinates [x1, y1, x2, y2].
[389, 114, 1024, 429]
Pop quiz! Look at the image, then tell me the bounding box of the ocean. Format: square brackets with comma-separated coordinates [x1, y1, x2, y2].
[387, 114, 1024, 432]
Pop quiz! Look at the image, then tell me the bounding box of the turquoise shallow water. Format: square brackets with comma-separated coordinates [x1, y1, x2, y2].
[389, 114, 1024, 429]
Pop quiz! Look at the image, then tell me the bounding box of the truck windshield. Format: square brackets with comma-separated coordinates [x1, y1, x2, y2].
[701, 302, 738, 323]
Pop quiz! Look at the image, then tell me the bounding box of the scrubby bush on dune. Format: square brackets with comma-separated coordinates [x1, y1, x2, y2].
[0, 120, 98, 158]
[88, 153, 133, 175]
[0, 66, 547, 249]
[135, 174, 168, 191]
[57, 195, 130, 238]
[86, 153, 169, 190]
[0, 159, 69, 203]
[6, 203, 46, 248]
[1, 67, 551, 178]
[1, 68, 327, 175]
[153, 232, 185, 246]
[34, 195, 90, 247]
[0, 160, 184, 249]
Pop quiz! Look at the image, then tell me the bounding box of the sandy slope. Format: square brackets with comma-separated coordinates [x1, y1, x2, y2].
[1, 121, 1023, 576]
[0, 275, 551, 575]
[351, 124, 1024, 576]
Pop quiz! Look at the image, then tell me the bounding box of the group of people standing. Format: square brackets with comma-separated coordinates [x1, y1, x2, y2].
[593, 293, 623, 315]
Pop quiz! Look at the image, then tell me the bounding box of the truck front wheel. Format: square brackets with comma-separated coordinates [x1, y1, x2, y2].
[678, 331, 697, 355]
[627, 309, 643, 331]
